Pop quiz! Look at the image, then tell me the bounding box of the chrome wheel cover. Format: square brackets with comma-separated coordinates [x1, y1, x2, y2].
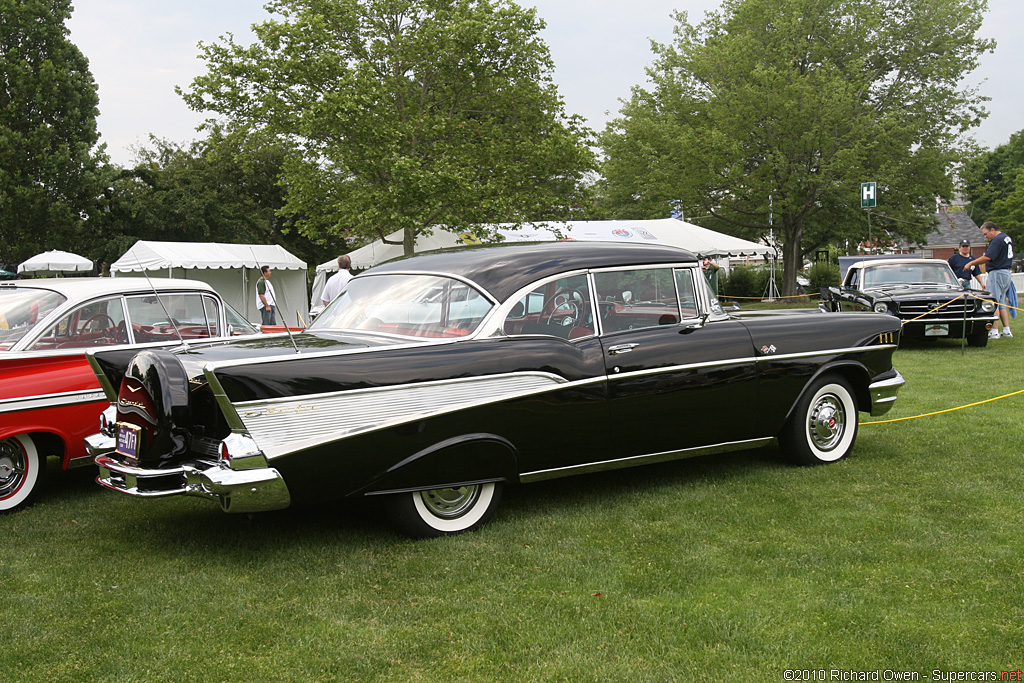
[0, 439, 27, 498]
[418, 485, 482, 520]
[808, 393, 846, 452]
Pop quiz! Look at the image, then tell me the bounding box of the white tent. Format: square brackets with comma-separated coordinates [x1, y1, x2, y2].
[342, 218, 773, 272]
[18, 249, 94, 275]
[110, 241, 309, 326]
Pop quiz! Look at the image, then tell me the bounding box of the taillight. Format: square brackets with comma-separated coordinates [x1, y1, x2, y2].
[218, 433, 261, 466]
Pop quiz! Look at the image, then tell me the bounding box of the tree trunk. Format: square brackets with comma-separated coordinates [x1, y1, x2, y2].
[403, 226, 416, 256]
[780, 222, 802, 297]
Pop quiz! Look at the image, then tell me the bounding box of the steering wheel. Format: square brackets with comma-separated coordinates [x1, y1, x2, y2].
[544, 288, 585, 326]
[79, 314, 115, 335]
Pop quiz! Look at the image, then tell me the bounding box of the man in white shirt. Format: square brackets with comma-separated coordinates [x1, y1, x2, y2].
[256, 265, 277, 325]
[321, 255, 353, 307]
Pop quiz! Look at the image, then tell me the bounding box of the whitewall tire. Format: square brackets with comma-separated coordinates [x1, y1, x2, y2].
[386, 482, 503, 538]
[0, 435, 46, 513]
[781, 375, 858, 465]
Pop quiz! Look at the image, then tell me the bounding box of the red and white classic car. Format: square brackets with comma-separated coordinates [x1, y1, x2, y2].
[0, 278, 259, 512]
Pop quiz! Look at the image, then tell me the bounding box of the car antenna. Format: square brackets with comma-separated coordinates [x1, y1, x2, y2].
[134, 252, 189, 351]
[251, 248, 300, 353]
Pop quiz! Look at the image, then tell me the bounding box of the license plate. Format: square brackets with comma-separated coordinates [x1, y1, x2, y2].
[116, 422, 141, 459]
[924, 324, 949, 336]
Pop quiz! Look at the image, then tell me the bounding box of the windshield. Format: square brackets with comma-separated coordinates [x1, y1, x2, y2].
[309, 274, 493, 339]
[0, 288, 67, 350]
[861, 263, 960, 288]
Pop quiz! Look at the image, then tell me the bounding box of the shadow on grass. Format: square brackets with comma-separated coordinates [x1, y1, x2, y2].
[90, 443, 795, 556]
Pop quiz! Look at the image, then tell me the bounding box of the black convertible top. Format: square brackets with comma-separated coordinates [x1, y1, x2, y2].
[363, 241, 698, 302]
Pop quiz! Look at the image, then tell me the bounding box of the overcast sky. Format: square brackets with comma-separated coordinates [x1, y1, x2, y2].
[68, 0, 1023, 167]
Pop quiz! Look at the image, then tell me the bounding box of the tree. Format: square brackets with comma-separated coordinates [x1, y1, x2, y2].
[88, 129, 323, 271]
[0, 0, 105, 265]
[180, 0, 594, 254]
[599, 0, 993, 294]
[961, 129, 1024, 231]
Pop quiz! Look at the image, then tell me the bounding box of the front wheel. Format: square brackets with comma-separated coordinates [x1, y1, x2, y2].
[0, 435, 46, 513]
[966, 328, 989, 347]
[386, 482, 503, 538]
[779, 375, 858, 465]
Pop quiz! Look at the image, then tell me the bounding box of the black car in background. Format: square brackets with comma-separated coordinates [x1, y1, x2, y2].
[85, 242, 904, 537]
[822, 258, 998, 347]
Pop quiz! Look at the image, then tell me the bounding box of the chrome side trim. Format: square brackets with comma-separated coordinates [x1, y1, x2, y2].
[868, 369, 905, 416]
[235, 372, 571, 459]
[0, 389, 107, 415]
[520, 437, 775, 483]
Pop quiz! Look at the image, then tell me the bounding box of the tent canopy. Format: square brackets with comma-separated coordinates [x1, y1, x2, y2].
[110, 241, 308, 326]
[18, 249, 94, 274]
[342, 219, 773, 271]
[110, 241, 304, 272]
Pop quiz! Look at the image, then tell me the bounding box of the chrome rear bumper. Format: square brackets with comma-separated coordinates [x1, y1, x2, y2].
[93, 453, 290, 513]
[868, 369, 905, 416]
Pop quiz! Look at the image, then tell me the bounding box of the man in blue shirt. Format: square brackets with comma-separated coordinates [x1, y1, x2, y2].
[948, 239, 984, 289]
[965, 221, 1014, 338]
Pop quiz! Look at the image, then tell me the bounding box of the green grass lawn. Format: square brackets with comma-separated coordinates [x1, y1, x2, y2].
[2, 334, 1022, 682]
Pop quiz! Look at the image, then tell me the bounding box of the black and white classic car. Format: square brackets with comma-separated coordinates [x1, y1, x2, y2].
[821, 258, 999, 346]
[86, 242, 905, 537]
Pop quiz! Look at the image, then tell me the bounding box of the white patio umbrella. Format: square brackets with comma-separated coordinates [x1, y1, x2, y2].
[18, 249, 94, 275]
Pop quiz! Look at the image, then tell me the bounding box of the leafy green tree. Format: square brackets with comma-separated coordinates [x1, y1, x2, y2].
[599, 0, 992, 294]
[961, 130, 1024, 230]
[89, 129, 323, 271]
[0, 0, 105, 265]
[180, 0, 594, 254]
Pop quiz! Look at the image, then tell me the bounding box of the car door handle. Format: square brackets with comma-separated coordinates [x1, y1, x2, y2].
[608, 343, 638, 355]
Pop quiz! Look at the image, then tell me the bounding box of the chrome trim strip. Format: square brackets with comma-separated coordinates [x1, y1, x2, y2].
[86, 351, 118, 402]
[0, 389, 108, 414]
[901, 316, 998, 324]
[520, 437, 775, 483]
[203, 367, 247, 431]
[606, 344, 896, 383]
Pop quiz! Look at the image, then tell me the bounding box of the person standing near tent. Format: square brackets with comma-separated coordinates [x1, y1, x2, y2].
[321, 255, 353, 307]
[701, 257, 721, 297]
[257, 265, 277, 325]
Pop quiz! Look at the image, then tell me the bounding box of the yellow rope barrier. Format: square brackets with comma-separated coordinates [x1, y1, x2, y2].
[861, 389, 1024, 425]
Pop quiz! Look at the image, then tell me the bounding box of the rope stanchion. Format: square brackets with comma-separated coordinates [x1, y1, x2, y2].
[861, 389, 1024, 425]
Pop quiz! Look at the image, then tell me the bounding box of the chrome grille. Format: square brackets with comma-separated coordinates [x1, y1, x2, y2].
[897, 299, 976, 315]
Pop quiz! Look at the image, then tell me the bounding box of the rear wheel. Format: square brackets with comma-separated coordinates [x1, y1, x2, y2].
[0, 435, 46, 513]
[780, 374, 858, 465]
[386, 482, 503, 538]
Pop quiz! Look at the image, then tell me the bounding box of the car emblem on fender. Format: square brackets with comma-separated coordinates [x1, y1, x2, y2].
[760, 344, 777, 354]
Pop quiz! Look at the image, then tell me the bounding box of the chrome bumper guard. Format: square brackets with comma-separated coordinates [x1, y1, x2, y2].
[868, 369, 905, 416]
[93, 453, 291, 514]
